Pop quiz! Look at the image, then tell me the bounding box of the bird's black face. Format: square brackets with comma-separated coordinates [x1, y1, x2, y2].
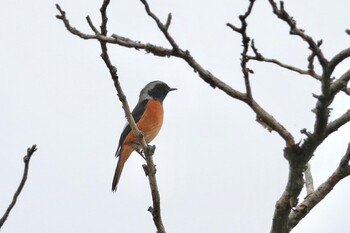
[148, 82, 176, 102]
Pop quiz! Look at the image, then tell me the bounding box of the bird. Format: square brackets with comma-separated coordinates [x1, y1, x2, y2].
[112, 80, 176, 191]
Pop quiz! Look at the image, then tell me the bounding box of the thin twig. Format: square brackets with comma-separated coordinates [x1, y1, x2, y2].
[226, 0, 255, 101]
[268, 0, 328, 67]
[140, 0, 179, 52]
[0, 145, 38, 229]
[249, 40, 321, 80]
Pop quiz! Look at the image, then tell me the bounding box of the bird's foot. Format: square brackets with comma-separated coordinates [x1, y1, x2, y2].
[136, 149, 146, 160]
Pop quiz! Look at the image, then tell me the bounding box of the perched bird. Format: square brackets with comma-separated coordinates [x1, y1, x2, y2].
[112, 81, 176, 191]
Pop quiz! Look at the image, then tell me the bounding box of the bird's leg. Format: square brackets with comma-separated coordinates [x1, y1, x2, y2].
[135, 149, 146, 160]
[131, 141, 146, 160]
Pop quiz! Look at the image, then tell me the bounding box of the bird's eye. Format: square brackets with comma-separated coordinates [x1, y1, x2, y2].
[157, 84, 165, 89]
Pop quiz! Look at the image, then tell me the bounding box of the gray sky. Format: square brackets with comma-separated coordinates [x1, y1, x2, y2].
[1, 0, 350, 232]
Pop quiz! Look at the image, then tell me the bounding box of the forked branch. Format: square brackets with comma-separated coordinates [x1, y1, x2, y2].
[288, 144, 350, 230]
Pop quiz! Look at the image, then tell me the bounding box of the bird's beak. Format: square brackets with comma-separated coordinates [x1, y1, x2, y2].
[168, 87, 177, 92]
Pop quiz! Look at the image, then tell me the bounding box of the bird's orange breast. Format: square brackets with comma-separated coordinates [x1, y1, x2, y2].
[124, 99, 164, 147]
[137, 99, 164, 143]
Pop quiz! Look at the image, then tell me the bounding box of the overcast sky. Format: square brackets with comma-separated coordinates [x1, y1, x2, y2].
[1, 0, 350, 232]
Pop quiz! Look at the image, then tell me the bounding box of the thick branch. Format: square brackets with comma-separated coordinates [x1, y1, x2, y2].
[266, 2, 340, 231]
[0, 145, 37, 229]
[288, 143, 350, 230]
[325, 109, 350, 136]
[271, 149, 305, 233]
[331, 69, 350, 94]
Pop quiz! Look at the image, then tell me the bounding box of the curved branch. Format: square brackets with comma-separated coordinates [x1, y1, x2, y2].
[325, 109, 350, 136]
[328, 47, 350, 72]
[288, 143, 350, 230]
[0, 145, 37, 229]
[248, 41, 321, 80]
[331, 69, 350, 94]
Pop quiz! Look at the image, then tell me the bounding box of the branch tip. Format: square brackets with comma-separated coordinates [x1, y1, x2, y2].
[0, 144, 38, 228]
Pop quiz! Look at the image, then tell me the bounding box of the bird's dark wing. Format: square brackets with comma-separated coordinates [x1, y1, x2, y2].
[115, 99, 148, 157]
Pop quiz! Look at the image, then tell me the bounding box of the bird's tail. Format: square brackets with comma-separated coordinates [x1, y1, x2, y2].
[112, 145, 133, 192]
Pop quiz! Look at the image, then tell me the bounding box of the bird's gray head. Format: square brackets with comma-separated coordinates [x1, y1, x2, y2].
[139, 80, 176, 103]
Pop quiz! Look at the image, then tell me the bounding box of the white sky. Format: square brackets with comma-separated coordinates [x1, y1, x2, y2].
[1, 0, 350, 232]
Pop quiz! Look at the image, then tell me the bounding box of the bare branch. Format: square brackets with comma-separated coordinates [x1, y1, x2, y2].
[100, 0, 109, 36]
[268, 0, 328, 67]
[288, 143, 350, 230]
[164, 13, 172, 31]
[306, 40, 322, 74]
[271, 145, 304, 233]
[86, 16, 99, 34]
[140, 0, 180, 52]
[325, 109, 350, 136]
[328, 47, 350, 74]
[227, 0, 295, 146]
[98, 2, 166, 232]
[56, 0, 295, 148]
[0, 145, 38, 229]
[55, 4, 96, 40]
[226, 0, 255, 101]
[331, 69, 350, 94]
[249, 40, 321, 80]
[304, 163, 314, 195]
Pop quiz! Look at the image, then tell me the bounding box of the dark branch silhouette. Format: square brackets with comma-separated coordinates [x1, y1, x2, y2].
[0, 145, 37, 229]
[55, 0, 350, 232]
